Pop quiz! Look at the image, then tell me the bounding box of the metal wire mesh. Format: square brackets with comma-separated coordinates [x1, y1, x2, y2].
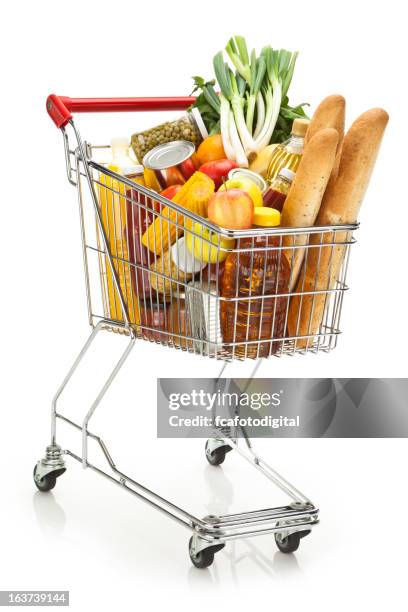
[76, 146, 357, 361]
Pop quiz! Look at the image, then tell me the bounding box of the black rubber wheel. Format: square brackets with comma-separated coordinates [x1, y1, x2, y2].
[33, 466, 65, 492]
[275, 529, 311, 553]
[188, 537, 225, 569]
[205, 440, 231, 466]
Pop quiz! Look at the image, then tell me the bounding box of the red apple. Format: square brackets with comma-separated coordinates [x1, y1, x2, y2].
[208, 189, 254, 230]
[199, 159, 239, 189]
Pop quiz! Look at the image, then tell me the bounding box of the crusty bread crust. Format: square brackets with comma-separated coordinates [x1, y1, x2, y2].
[289, 107, 389, 347]
[305, 94, 345, 183]
[281, 128, 339, 289]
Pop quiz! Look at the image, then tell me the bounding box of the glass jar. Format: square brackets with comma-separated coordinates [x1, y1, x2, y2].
[131, 108, 207, 163]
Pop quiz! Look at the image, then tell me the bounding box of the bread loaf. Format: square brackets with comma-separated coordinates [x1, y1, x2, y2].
[305, 94, 345, 183]
[281, 128, 339, 290]
[288, 108, 389, 347]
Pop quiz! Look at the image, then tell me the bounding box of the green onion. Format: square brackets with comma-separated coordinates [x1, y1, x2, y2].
[191, 36, 306, 163]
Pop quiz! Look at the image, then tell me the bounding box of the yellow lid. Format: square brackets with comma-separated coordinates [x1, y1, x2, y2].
[253, 207, 281, 227]
[292, 118, 310, 137]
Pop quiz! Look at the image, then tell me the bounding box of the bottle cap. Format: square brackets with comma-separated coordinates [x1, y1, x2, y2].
[253, 207, 281, 227]
[291, 118, 310, 137]
[277, 167, 295, 182]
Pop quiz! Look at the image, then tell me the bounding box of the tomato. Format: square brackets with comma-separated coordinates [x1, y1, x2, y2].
[199, 159, 239, 189]
[160, 185, 183, 200]
[196, 134, 226, 165]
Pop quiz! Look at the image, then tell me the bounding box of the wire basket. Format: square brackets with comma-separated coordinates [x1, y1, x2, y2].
[73, 143, 357, 361]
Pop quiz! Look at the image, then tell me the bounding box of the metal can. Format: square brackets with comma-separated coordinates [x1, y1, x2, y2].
[143, 140, 196, 190]
[227, 168, 268, 194]
[131, 108, 207, 163]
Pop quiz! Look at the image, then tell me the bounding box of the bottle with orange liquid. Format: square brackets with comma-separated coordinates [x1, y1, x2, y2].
[220, 207, 291, 358]
[98, 138, 142, 327]
[266, 118, 310, 183]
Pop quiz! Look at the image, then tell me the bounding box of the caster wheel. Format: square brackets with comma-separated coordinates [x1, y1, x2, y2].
[188, 537, 225, 569]
[275, 529, 311, 553]
[33, 466, 65, 492]
[205, 440, 231, 466]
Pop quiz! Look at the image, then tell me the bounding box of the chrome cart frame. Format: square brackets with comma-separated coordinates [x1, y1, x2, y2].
[34, 95, 357, 567]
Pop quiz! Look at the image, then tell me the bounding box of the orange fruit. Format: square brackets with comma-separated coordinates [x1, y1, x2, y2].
[196, 134, 226, 165]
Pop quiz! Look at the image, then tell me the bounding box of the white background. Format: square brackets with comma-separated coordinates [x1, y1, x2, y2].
[2, 1, 407, 610]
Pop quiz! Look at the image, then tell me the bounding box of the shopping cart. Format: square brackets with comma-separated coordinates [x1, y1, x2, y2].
[34, 95, 357, 567]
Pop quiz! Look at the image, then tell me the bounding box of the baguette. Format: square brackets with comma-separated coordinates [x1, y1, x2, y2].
[281, 128, 339, 290]
[305, 94, 345, 178]
[288, 108, 389, 347]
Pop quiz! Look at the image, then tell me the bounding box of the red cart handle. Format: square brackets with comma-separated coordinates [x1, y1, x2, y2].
[46, 94, 196, 129]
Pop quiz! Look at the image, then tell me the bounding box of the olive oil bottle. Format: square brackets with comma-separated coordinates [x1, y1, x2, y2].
[266, 118, 310, 183]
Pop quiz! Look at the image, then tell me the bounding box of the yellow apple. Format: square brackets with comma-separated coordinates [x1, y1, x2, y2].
[185, 221, 235, 264]
[218, 177, 263, 208]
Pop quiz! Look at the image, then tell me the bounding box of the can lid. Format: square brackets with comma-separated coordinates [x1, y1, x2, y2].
[253, 207, 281, 227]
[171, 236, 207, 274]
[277, 167, 295, 182]
[292, 118, 310, 137]
[228, 168, 268, 193]
[190, 107, 209, 139]
[143, 140, 195, 170]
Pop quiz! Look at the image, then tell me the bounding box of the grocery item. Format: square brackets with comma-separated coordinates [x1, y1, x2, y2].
[249, 144, 278, 177]
[131, 108, 207, 162]
[139, 302, 168, 343]
[281, 128, 339, 289]
[304, 94, 345, 175]
[142, 172, 215, 253]
[207, 189, 254, 229]
[263, 167, 295, 211]
[227, 168, 267, 194]
[166, 295, 193, 349]
[220, 206, 290, 358]
[198, 159, 239, 189]
[218, 176, 263, 208]
[196, 134, 226, 165]
[202, 260, 226, 285]
[149, 249, 193, 299]
[266, 118, 310, 182]
[126, 183, 155, 300]
[203, 37, 308, 165]
[186, 281, 223, 355]
[288, 108, 389, 347]
[143, 167, 162, 192]
[98, 138, 142, 325]
[143, 140, 195, 190]
[185, 221, 234, 264]
[171, 237, 206, 275]
[160, 185, 183, 200]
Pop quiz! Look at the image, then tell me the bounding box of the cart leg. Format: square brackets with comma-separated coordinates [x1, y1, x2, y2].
[51, 321, 107, 447]
[81, 335, 135, 468]
[34, 321, 134, 490]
